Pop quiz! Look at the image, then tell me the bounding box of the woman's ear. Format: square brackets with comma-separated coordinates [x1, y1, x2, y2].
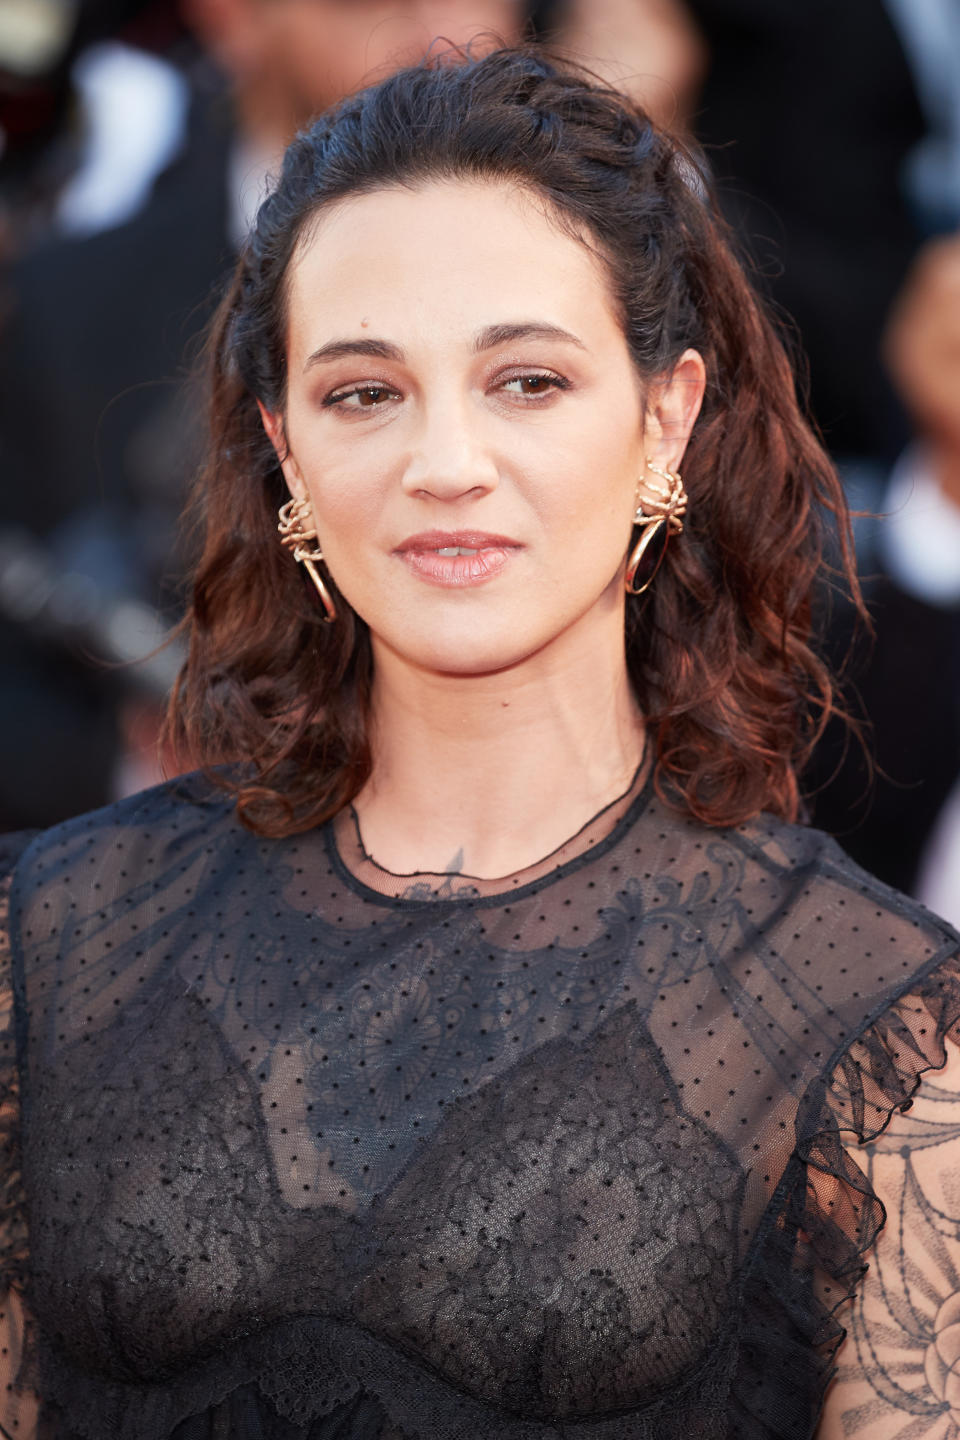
[642, 348, 706, 472]
[257, 400, 307, 499]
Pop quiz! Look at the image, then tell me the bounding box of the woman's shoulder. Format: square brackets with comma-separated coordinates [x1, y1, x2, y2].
[639, 798, 960, 1063]
[729, 804, 959, 950]
[10, 769, 243, 889]
[644, 792, 958, 956]
[732, 809, 960, 1089]
[4, 772, 262, 983]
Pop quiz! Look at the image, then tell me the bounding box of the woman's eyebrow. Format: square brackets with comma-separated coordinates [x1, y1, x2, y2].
[303, 337, 403, 372]
[473, 321, 587, 353]
[302, 322, 587, 374]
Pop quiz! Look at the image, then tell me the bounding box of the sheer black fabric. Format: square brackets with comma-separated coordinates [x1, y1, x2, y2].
[1, 768, 959, 1439]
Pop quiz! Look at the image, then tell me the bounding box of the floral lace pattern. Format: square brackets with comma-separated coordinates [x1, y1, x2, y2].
[0, 773, 958, 1438]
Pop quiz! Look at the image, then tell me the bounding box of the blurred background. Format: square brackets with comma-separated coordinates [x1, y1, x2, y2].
[0, 0, 957, 919]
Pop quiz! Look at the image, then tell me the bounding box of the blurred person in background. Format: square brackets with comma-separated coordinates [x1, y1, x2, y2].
[0, 0, 206, 831]
[842, 0, 960, 919]
[868, 235, 960, 924]
[0, 0, 193, 257]
[682, 0, 925, 467]
[547, 0, 705, 128]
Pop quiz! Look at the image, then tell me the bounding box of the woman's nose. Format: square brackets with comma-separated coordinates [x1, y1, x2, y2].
[400, 404, 500, 500]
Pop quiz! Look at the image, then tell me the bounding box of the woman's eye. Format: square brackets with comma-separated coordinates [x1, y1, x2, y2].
[500, 373, 567, 398]
[325, 385, 399, 409]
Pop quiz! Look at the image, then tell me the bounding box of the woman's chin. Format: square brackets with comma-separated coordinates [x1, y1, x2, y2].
[370, 621, 553, 681]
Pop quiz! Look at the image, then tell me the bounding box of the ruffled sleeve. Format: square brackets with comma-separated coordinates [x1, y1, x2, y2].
[0, 833, 39, 1440]
[733, 900, 960, 1438]
[810, 948, 960, 1288]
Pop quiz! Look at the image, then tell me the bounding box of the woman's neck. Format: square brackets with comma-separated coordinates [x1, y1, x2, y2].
[353, 626, 646, 880]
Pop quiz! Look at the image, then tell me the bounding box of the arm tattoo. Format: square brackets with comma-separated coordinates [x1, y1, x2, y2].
[822, 1052, 960, 1438]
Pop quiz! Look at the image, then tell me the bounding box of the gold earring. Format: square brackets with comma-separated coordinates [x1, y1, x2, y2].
[624, 458, 687, 596]
[277, 498, 337, 623]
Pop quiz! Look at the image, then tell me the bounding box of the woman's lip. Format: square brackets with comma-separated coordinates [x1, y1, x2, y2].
[393, 531, 522, 588]
[397, 546, 516, 587]
[394, 530, 521, 553]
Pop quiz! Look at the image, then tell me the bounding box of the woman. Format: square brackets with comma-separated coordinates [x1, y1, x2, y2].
[1, 45, 958, 1440]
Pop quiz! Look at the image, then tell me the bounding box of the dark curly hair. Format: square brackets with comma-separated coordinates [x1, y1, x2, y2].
[169, 44, 863, 836]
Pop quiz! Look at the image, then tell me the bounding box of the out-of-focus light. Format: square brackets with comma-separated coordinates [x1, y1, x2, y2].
[0, 0, 78, 78]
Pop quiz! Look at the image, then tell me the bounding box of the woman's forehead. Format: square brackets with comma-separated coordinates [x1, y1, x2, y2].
[284, 178, 623, 365]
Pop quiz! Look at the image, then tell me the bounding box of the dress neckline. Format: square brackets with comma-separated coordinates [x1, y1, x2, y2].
[324, 746, 655, 909]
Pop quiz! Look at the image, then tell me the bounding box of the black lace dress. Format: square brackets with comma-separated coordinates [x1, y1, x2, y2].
[1, 765, 958, 1440]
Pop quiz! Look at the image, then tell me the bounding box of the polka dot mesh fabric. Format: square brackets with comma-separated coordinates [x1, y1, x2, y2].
[0, 770, 958, 1439]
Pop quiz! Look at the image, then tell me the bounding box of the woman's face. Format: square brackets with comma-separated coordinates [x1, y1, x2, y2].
[265, 178, 702, 679]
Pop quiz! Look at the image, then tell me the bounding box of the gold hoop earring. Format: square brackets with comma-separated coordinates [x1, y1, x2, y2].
[624, 459, 688, 596]
[277, 498, 337, 623]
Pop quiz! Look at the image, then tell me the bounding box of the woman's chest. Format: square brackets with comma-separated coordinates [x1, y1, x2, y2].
[22, 963, 753, 1420]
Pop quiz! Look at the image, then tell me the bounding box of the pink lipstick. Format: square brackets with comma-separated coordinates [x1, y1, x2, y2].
[394, 530, 520, 587]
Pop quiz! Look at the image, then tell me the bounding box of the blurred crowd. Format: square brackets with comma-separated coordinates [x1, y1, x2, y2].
[0, 0, 957, 918]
